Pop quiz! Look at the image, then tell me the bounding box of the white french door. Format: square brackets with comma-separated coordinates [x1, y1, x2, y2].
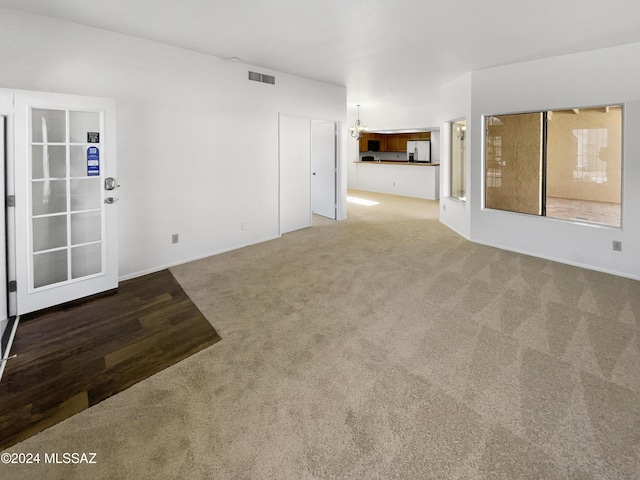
[13, 91, 118, 315]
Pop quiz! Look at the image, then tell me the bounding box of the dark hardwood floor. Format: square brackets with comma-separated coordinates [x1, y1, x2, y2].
[0, 269, 221, 451]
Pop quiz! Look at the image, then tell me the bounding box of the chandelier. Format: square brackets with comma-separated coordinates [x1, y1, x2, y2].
[350, 104, 367, 140]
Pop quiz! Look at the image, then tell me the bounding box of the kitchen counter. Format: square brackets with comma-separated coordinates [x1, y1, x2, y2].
[352, 162, 440, 200]
[355, 161, 440, 166]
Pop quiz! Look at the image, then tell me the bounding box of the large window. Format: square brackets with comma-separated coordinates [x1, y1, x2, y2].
[485, 113, 543, 215]
[450, 119, 467, 201]
[485, 105, 622, 227]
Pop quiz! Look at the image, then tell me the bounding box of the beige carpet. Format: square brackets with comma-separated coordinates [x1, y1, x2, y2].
[3, 189, 639, 479]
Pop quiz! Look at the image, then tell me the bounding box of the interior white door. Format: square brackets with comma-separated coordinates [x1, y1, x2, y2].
[311, 121, 337, 219]
[14, 92, 118, 315]
[279, 114, 311, 234]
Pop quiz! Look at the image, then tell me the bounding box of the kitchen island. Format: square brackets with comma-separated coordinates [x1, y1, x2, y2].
[353, 161, 440, 200]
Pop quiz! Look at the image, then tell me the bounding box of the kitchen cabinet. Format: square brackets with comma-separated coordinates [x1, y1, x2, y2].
[396, 134, 411, 151]
[358, 132, 430, 152]
[380, 133, 412, 152]
[359, 133, 380, 152]
[359, 135, 367, 152]
[408, 132, 431, 141]
[382, 135, 400, 152]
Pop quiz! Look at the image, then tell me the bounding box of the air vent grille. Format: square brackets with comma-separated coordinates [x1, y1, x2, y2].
[248, 71, 276, 85]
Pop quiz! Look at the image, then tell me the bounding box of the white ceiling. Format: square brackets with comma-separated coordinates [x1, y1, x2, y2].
[2, 0, 640, 110]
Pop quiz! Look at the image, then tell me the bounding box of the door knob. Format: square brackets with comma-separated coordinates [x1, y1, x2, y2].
[104, 197, 119, 204]
[105, 177, 117, 190]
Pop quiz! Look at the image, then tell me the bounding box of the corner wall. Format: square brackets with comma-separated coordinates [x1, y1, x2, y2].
[0, 9, 347, 280]
[439, 73, 472, 239]
[470, 44, 640, 279]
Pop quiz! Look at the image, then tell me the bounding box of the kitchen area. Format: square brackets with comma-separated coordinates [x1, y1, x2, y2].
[352, 131, 440, 200]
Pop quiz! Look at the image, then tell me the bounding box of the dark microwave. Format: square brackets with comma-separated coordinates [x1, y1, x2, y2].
[367, 140, 380, 152]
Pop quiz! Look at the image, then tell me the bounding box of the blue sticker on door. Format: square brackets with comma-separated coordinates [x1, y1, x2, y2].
[87, 146, 100, 176]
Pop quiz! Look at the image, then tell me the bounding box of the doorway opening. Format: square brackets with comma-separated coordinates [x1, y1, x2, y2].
[279, 114, 339, 234]
[311, 120, 337, 220]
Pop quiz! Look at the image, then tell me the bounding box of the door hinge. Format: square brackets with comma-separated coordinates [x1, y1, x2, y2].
[8, 280, 17, 292]
[6, 195, 15, 207]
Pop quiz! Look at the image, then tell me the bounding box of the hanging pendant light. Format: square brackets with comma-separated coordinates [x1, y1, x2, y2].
[350, 104, 367, 140]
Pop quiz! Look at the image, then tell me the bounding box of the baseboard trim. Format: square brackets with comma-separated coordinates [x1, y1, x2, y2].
[118, 235, 282, 282]
[472, 238, 640, 281]
[352, 187, 438, 201]
[438, 219, 470, 240]
[438, 220, 637, 281]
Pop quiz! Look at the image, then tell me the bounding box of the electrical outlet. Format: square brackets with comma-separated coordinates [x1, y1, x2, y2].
[241, 222, 247, 230]
[392, 182, 396, 186]
[172, 233, 179, 244]
[443, 204, 447, 211]
[612, 240, 622, 251]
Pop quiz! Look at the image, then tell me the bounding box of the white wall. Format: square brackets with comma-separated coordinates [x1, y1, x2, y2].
[360, 104, 441, 132]
[353, 164, 439, 200]
[429, 131, 440, 164]
[439, 73, 472, 239]
[0, 9, 347, 280]
[470, 44, 640, 279]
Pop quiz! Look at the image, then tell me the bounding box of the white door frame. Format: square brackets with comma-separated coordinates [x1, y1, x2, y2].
[0, 93, 18, 381]
[0, 113, 8, 380]
[279, 113, 341, 234]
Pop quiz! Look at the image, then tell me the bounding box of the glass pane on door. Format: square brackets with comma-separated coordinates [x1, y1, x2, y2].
[32, 109, 66, 143]
[71, 244, 102, 279]
[32, 145, 66, 179]
[70, 178, 101, 211]
[33, 215, 67, 252]
[33, 250, 68, 288]
[71, 211, 101, 245]
[32, 180, 67, 215]
[70, 111, 100, 144]
[70, 146, 95, 177]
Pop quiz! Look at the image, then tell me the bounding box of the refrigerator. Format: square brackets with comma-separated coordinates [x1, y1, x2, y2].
[407, 140, 431, 163]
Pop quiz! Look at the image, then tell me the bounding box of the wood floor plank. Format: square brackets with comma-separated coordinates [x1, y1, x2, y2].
[9, 392, 89, 447]
[0, 269, 221, 451]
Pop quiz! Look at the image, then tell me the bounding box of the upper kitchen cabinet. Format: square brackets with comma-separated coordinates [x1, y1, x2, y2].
[382, 134, 405, 152]
[408, 132, 431, 141]
[359, 135, 367, 152]
[358, 132, 430, 152]
[359, 133, 380, 152]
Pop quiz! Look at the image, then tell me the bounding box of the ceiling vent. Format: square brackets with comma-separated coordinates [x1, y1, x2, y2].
[248, 71, 276, 85]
